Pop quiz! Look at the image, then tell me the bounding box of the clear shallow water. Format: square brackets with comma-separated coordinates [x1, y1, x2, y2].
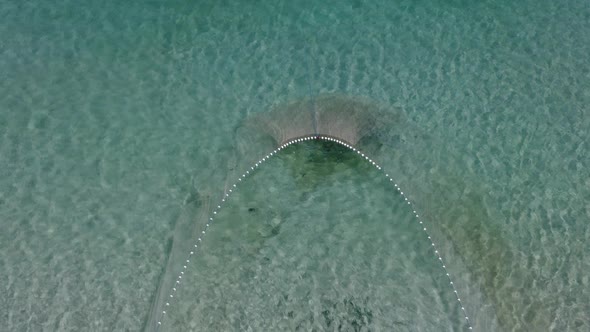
[1, 1, 588, 331]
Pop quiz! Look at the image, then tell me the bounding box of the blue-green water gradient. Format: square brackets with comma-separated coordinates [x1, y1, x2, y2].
[1, 0, 588, 331]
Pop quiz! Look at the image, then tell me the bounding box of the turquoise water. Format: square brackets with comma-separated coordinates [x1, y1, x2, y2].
[1, 1, 589, 331]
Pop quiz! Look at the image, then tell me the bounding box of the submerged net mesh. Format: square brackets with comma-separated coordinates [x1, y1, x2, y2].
[235, 94, 403, 170]
[144, 191, 212, 331]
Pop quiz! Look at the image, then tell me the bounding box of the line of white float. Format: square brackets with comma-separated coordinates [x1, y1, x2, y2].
[156, 135, 473, 330]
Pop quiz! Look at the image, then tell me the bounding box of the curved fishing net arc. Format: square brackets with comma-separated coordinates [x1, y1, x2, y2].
[150, 135, 472, 331]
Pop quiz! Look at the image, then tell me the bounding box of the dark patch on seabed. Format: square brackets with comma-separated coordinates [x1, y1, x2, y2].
[276, 294, 408, 331]
[319, 296, 376, 331]
[283, 140, 365, 191]
[424, 169, 553, 330]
